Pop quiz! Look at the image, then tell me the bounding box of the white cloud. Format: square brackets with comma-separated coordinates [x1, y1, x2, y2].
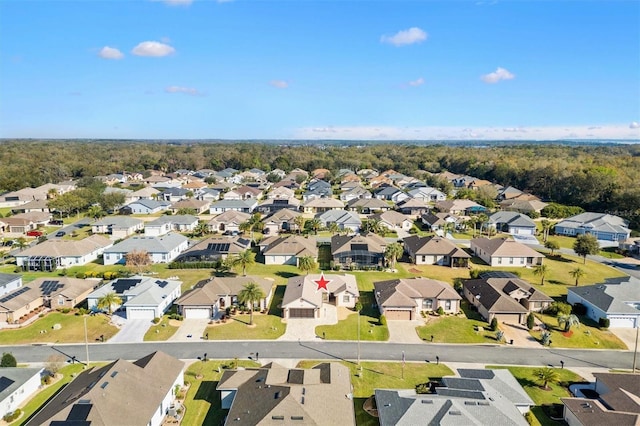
[165, 86, 201, 96]
[381, 27, 427, 46]
[294, 124, 640, 141]
[269, 80, 289, 89]
[98, 46, 124, 60]
[132, 41, 175, 57]
[630, 121, 640, 129]
[408, 77, 425, 87]
[481, 67, 515, 84]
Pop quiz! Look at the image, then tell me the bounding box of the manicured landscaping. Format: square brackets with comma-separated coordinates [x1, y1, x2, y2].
[182, 359, 260, 426]
[143, 315, 181, 341]
[486, 365, 584, 426]
[416, 310, 499, 344]
[203, 314, 285, 340]
[0, 312, 118, 345]
[316, 311, 389, 341]
[532, 313, 627, 350]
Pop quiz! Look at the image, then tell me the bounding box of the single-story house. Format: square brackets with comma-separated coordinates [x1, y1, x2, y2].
[331, 233, 387, 270]
[175, 276, 274, 319]
[103, 234, 189, 265]
[435, 199, 487, 215]
[174, 236, 251, 262]
[619, 237, 640, 255]
[316, 209, 362, 233]
[15, 235, 113, 272]
[500, 199, 548, 214]
[421, 212, 458, 232]
[217, 363, 355, 426]
[1, 217, 39, 234]
[302, 197, 345, 214]
[129, 186, 161, 201]
[403, 235, 470, 267]
[88, 276, 182, 319]
[369, 211, 413, 232]
[554, 212, 631, 241]
[266, 186, 295, 199]
[144, 214, 198, 237]
[486, 211, 537, 235]
[0, 273, 22, 297]
[209, 199, 257, 214]
[259, 235, 319, 266]
[373, 278, 461, 320]
[10, 199, 50, 214]
[339, 185, 371, 202]
[347, 197, 391, 214]
[282, 273, 359, 319]
[24, 351, 184, 426]
[470, 237, 545, 267]
[0, 368, 44, 419]
[376, 368, 533, 426]
[262, 208, 302, 235]
[159, 187, 190, 202]
[406, 186, 447, 202]
[169, 199, 210, 215]
[463, 272, 553, 325]
[256, 197, 301, 214]
[396, 198, 430, 217]
[223, 185, 263, 201]
[567, 277, 640, 328]
[373, 185, 409, 203]
[196, 187, 222, 202]
[207, 210, 251, 233]
[122, 199, 172, 215]
[91, 217, 144, 239]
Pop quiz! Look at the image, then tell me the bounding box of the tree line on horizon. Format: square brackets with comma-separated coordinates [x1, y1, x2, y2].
[0, 140, 638, 229]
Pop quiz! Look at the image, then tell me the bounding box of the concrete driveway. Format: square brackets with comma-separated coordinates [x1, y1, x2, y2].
[610, 327, 639, 350]
[278, 305, 338, 341]
[108, 319, 152, 343]
[500, 322, 541, 348]
[386, 320, 425, 344]
[169, 319, 210, 342]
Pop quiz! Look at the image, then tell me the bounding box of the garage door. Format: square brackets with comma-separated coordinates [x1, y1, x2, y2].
[185, 308, 211, 319]
[289, 308, 315, 318]
[495, 314, 523, 325]
[608, 316, 636, 328]
[127, 308, 156, 320]
[385, 310, 412, 320]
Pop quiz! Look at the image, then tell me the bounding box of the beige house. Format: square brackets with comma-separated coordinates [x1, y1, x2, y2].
[403, 235, 470, 267]
[259, 235, 318, 266]
[369, 211, 413, 232]
[302, 197, 345, 214]
[470, 237, 544, 267]
[217, 362, 355, 425]
[208, 210, 251, 233]
[169, 199, 210, 214]
[262, 208, 302, 235]
[175, 275, 274, 319]
[282, 273, 359, 319]
[374, 278, 461, 320]
[91, 216, 144, 239]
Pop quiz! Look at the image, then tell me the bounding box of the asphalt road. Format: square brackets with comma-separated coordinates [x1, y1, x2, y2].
[5, 341, 635, 370]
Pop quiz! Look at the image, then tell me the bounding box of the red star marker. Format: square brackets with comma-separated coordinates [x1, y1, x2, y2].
[314, 273, 331, 292]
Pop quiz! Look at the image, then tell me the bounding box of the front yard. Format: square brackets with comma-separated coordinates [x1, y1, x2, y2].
[316, 310, 389, 341]
[531, 313, 627, 350]
[143, 315, 181, 341]
[416, 303, 500, 344]
[203, 314, 285, 340]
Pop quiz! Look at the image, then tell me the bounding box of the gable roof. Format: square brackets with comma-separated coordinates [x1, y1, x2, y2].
[264, 208, 301, 223]
[403, 235, 470, 258]
[568, 277, 640, 313]
[347, 197, 390, 209]
[317, 209, 361, 225]
[176, 236, 251, 260]
[208, 210, 251, 225]
[331, 233, 387, 255]
[556, 212, 629, 234]
[282, 274, 359, 308]
[374, 278, 461, 308]
[104, 233, 187, 254]
[463, 277, 549, 314]
[89, 276, 181, 302]
[146, 214, 198, 227]
[487, 211, 536, 228]
[176, 276, 273, 306]
[471, 237, 544, 258]
[369, 210, 412, 226]
[303, 198, 345, 208]
[262, 235, 318, 258]
[17, 235, 112, 258]
[93, 216, 144, 228]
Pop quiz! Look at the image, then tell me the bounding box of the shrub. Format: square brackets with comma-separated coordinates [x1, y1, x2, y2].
[436, 306, 445, 316]
[152, 317, 161, 324]
[3, 408, 21, 422]
[524, 411, 534, 425]
[379, 315, 387, 326]
[1, 352, 17, 367]
[572, 303, 587, 316]
[75, 272, 86, 279]
[415, 382, 430, 394]
[545, 301, 572, 317]
[59, 308, 71, 314]
[526, 313, 535, 330]
[490, 318, 499, 332]
[598, 318, 610, 329]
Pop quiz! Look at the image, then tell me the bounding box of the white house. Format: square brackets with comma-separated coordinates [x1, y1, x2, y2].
[0, 274, 22, 297]
[92, 217, 144, 239]
[282, 273, 359, 319]
[15, 235, 113, 271]
[144, 215, 198, 237]
[0, 368, 44, 418]
[103, 234, 189, 265]
[567, 277, 640, 328]
[470, 237, 544, 268]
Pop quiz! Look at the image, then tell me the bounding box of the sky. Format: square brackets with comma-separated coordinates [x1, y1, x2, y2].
[1, 0, 639, 141]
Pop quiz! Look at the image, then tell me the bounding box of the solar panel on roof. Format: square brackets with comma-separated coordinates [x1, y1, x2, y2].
[40, 280, 63, 296]
[478, 271, 519, 279]
[351, 244, 368, 251]
[156, 280, 169, 288]
[111, 279, 142, 294]
[206, 243, 231, 252]
[0, 287, 30, 303]
[0, 376, 15, 393]
[67, 403, 93, 421]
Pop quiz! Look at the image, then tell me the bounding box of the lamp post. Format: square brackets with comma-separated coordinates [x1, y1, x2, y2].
[357, 308, 361, 366]
[84, 316, 89, 368]
[633, 324, 639, 374]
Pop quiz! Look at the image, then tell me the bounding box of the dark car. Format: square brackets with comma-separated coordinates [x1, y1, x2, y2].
[55, 231, 66, 237]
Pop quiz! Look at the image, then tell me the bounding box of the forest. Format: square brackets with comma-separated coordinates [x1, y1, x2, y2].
[1, 140, 639, 229]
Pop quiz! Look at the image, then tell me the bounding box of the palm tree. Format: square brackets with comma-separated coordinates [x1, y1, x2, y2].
[384, 242, 404, 270]
[232, 249, 256, 276]
[87, 205, 105, 220]
[308, 218, 322, 235]
[14, 237, 28, 251]
[238, 281, 266, 326]
[297, 256, 318, 275]
[544, 240, 560, 256]
[239, 220, 252, 236]
[533, 264, 549, 286]
[558, 314, 580, 332]
[327, 222, 340, 235]
[475, 213, 488, 236]
[532, 367, 559, 390]
[362, 218, 383, 235]
[193, 221, 209, 237]
[569, 267, 586, 286]
[97, 292, 122, 315]
[293, 216, 306, 235]
[540, 219, 551, 242]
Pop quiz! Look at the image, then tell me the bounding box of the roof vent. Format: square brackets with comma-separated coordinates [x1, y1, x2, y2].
[421, 400, 433, 404]
[449, 410, 462, 416]
[291, 416, 304, 421]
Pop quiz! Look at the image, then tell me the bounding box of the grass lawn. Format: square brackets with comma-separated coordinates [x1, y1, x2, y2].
[16, 363, 91, 425]
[316, 311, 389, 341]
[144, 315, 180, 341]
[402, 263, 471, 285]
[0, 312, 118, 345]
[486, 365, 584, 426]
[182, 359, 260, 426]
[297, 360, 454, 426]
[532, 313, 627, 350]
[203, 314, 285, 340]
[416, 303, 499, 344]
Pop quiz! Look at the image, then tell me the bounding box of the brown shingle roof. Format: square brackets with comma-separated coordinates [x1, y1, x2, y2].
[471, 237, 544, 258]
[176, 276, 273, 306]
[374, 278, 461, 308]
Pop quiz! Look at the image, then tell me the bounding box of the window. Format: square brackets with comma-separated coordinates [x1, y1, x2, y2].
[343, 295, 350, 303]
[445, 300, 452, 310]
[509, 257, 514, 264]
[58, 297, 65, 305]
[421, 256, 426, 262]
[497, 258, 502, 265]
[423, 299, 433, 310]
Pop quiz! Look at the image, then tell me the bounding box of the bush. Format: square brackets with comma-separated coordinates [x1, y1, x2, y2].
[3, 408, 21, 422]
[379, 315, 387, 326]
[572, 303, 587, 316]
[524, 411, 534, 425]
[545, 301, 572, 317]
[152, 317, 161, 324]
[75, 272, 86, 279]
[415, 382, 430, 394]
[526, 313, 535, 330]
[59, 308, 71, 314]
[436, 306, 445, 316]
[598, 318, 610, 329]
[490, 318, 499, 332]
[1, 352, 17, 367]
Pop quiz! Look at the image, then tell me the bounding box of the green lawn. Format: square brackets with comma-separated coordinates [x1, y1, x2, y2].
[416, 304, 499, 344]
[532, 313, 627, 350]
[0, 312, 118, 345]
[143, 315, 180, 341]
[182, 359, 260, 426]
[486, 365, 584, 426]
[316, 311, 389, 341]
[203, 314, 285, 340]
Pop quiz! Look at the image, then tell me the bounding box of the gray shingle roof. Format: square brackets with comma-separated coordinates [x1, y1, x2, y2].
[104, 233, 187, 254]
[568, 277, 640, 313]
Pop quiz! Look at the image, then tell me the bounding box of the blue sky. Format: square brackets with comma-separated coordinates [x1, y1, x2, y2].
[1, 0, 639, 140]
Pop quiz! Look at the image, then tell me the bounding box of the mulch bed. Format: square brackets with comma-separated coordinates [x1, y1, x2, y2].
[562, 330, 573, 338]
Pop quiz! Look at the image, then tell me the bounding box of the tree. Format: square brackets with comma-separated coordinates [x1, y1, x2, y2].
[97, 292, 123, 314]
[45, 354, 66, 377]
[232, 249, 256, 276]
[573, 234, 599, 264]
[237, 281, 266, 326]
[293, 216, 306, 235]
[526, 313, 535, 330]
[540, 219, 552, 242]
[569, 267, 586, 287]
[362, 218, 384, 236]
[544, 240, 560, 256]
[327, 222, 340, 235]
[308, 218, 322, 235]
[384, 242, 403, 269]
[125, 250, 151, 274]
[87, 205, 105, 220]
[193, 221, 209, 237]
[558, 313, 580, 332]
[533, 367, 559, 390]
[0, 352, 17, 367]
[533, 264, 549, 286]
[490, 317, 499, 332]
[99, 192, 126, 212]
[297, 255, 318, 275]
[14, 237, 27, 251]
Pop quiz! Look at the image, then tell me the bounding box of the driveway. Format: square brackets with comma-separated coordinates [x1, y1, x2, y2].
[386, 320, 425, 344]
[108, 319, 152, 343]
[610, 327, 639, 351]
[169, 319, 210, 342]
[500, 322, 541, 348]
[278, 305, 338, 341]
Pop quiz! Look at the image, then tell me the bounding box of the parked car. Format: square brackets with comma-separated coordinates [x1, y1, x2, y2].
[55, 231, 66, 237]
[50, 219, 64, 226]
[26, 230, 43, 237]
